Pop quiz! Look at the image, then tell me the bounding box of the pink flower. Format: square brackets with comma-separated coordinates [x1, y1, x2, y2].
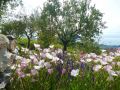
[30, 55, 38, 64]
[46, 53, 53, 59]
[43, 48, 50, 53]
[34, 66, 41, 70]
[30, 55, 37, 60]
[20, 58, 27, 68]
[31, 69, 38, 76]
[62, 68, 66, 75]
[93, 65, 102, 72]
[48, 69, 53, 74]
[90, 53, 97, 59]
[16, 68, 26, 78]
[104, 65, 112, 71]
[117, 62, 120, 66]
[112, 62, 116, 65]
[38, 60, 45, 68]
[40, 53, 46, 58]
[21, 47, 29, 53]
[108, 70, 118, 76]
[19, 73, 26, 78]
[16, 68, 21, 74]
[100, 58, 108, 65]
[71, 69, 79, 77]
[86, 58, 92, 62]
[34, 44, 40, 49]
[44, 62, 51, 69]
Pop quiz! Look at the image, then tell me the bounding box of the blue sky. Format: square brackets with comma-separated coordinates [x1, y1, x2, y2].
[92, 0, 120, 45]
[16, 0, 120, 45]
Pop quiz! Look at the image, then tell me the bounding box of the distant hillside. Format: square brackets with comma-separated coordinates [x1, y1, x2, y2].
[100, 44, 120, 49]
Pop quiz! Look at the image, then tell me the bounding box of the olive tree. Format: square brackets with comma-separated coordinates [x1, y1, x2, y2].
[37, 0, 106, 51]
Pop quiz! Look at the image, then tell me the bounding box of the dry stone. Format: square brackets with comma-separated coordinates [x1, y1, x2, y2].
[0, 34, 17, 89]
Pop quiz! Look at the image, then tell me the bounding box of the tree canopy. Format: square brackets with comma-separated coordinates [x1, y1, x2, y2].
[37, 0, 106, 51]
[0, 0, 106, 53]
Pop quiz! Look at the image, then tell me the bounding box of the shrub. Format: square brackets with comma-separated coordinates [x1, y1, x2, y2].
[17, 38, 37, 50]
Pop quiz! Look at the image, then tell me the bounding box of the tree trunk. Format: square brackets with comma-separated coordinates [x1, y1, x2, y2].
[63, 42, 68, 53]
[27, 37, 31, 49]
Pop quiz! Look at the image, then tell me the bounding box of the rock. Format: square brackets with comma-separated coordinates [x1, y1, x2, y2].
[0, 34, 10, 72]
[0, 81, 6, 89]
[0, 34, 9, 49]
[0, 34, 17, 89]
[7, 35, 16, 53]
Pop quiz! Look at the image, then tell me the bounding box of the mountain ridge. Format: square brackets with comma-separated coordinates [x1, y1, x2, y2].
[100, 44, 120, 49]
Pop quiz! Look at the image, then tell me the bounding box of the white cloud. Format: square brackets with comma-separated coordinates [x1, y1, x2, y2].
[23, 0, 45, 9]
[92, 0, 120, 45]
[21, 0, 46, 14]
